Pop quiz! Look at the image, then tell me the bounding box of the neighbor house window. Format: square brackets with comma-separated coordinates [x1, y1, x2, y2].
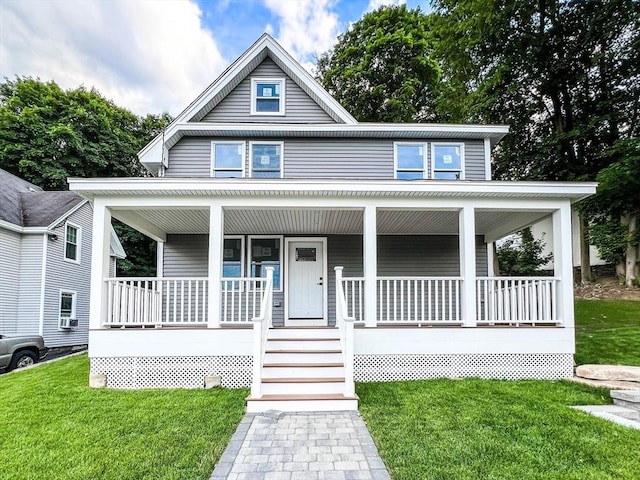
[432, 143, 464, 180]
[394, 143, 427, 179]
[59, 291, 76, 319]
[248, 236, 282, 290]
[211, 141, 245, 177]
[251, 78, 285, 115]
[222, 236, 244, 278]
[64, 223, 80, 263]
[250, 142, 283, 178]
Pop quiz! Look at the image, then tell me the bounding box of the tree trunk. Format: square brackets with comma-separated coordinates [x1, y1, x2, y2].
[578, 212, 593, 283]
[625, 212, 638, 288]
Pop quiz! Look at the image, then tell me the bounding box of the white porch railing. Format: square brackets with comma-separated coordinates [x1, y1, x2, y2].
[221, 277, 267, 324]
[476, 277, 559, 325]
[377, 277, 463, 324]
[335, 267, 355, 397]
[341, 277, 364, 323]
[251, 267, 274, 398]
[105, 278, 208, 326]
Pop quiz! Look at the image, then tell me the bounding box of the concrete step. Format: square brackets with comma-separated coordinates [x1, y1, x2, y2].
[267, 339, 341, 351]
[246, 393, 359, 413]
[267, 327, 339, 339]
[611, 389, 640, 413]
[573, 405, 640, 430]
[261, 377, 346, 395]
[264, 351, 343, 363]
[262, 364, 345, 378]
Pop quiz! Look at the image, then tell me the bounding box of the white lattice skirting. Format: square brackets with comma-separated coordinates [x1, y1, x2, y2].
[90, 356, 252, 389]
[354, 354, 574, 381]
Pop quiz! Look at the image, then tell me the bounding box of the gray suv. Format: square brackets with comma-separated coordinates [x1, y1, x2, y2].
[0, 334, 49, 372]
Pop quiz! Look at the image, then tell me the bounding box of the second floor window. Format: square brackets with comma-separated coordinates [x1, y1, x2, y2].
[395, 143, 427, 179]
[250, 142, 282, 178]
[251, 78, 285, 115]
[211, 142, 245, 178]
[64, 223, 80, 263]
[432, 143, 464, 179]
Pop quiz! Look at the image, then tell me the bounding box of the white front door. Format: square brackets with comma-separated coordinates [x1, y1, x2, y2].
[287, 240, 325, 322]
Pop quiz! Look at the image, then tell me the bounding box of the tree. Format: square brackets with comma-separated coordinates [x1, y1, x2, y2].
[431, 0, 640, 282]
[0, 77, 171, 276]
[497, 228, 552, 276]
[316, 5, 441, 122]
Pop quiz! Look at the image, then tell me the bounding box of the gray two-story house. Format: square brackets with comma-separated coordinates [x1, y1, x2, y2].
[70, 34, 596, 412]
[0, 169, 125, 348]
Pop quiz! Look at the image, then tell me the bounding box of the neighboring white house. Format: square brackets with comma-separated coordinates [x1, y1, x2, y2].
[0, 169, 125, 348]
[70, 34, 596, 412]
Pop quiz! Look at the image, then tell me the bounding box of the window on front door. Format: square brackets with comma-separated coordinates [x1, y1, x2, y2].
[249, 237, 282, 290]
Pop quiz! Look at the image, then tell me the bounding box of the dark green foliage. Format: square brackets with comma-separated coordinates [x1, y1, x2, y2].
[0, 77, 172, 276]
[316, 5, 441, 122]
[496, 227, 552, 276]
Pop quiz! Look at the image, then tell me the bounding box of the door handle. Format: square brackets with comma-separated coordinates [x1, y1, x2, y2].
[317, 277, 323, 286]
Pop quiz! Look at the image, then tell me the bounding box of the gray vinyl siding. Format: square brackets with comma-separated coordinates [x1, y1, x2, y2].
[166, 137, 487, 180]
[42, 204, 92, 347]
[0, 229, 22, 334]
[201, 58, 335, 124]
[15, 235, 44, 336]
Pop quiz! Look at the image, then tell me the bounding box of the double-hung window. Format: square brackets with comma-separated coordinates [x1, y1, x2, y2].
[394, 143, 427, 179]
[222, 236, 244, 278]
[432, 143, 464, 179]
[250, 142, 283, 178]
[211, 141, 245, 178]
[59, 291, 76, 319]
[248, 236, 282, 291]
[251, 78, 285, 115]
[64, 223, 80, 263]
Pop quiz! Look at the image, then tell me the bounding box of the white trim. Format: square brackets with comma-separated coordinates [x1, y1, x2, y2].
[58, 289, 77, 331]
[431, 142, 465, 180]
[393, 142, 428, 179]
[47, 199, 89, 230]
[63, 221, 82, 264]
[210, 140, 246, 178]
[248, 235, 284, 292]
[487, 242, 495, 277]
[250, 78, 286, 116]
[208, 204, 224, 328]
[0, 219, 52, 234]
[89, 200, 111, 330]
[284, 237, 328, 325]
[223, 235, 245, 278]
[156, 240, 164, 277]
[459, 206, 476, 327]
[484, 138, 492, 180]
[363, 206, 377, 327]
[38, 234, 47, 336]
[248, 141, 284, 178]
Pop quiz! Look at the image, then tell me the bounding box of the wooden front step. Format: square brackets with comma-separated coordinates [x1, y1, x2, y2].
[246, 393, 359, 412]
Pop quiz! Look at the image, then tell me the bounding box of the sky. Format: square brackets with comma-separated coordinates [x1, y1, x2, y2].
[0, 0, 429, 117]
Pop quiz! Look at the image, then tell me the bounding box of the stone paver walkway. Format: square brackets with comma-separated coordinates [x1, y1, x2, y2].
[210, 411, 391, 480]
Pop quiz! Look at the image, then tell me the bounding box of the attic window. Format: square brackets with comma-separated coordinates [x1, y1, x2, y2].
[251, 78, 285, 115]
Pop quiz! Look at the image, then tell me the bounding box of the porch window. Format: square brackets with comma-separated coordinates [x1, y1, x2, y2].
[249, 236, 282, 290]
[223, 237, 244, 278]
[432, 143, 464, 179]
[211, 142, 245, 178]
[394, 143, 427, 179]
[64, 223, 80, 263]
[251, 78, 285, 115]
[250, 142, 283, 178]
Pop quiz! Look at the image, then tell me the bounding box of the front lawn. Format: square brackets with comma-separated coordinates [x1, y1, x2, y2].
[359, 379, 640, 480]
[575, 299, 640, 365]
[0, 354, 247, 480]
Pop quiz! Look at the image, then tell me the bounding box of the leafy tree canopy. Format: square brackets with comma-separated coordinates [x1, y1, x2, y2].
[317, 5, 441, 122]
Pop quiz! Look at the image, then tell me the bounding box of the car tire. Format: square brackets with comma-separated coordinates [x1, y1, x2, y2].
[9, 350, 38, 371]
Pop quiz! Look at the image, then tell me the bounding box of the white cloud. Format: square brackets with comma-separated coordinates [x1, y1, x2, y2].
[0, 0, 227, 116]
[365, 0, 406, 13]
[263, 0, 342, 74]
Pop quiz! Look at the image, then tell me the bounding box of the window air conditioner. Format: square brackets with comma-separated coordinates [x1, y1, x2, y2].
[59, 318, 79, 329]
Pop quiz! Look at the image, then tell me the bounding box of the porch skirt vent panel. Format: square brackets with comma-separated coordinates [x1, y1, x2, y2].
[90, 356, 252, 389]
[354, 354, 574, 381]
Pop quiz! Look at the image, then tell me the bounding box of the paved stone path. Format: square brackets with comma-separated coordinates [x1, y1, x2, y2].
[210, 411, 391, 480]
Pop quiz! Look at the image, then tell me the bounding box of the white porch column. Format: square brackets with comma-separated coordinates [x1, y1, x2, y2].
[363, 205, 377, 327]
[89, 199, 111, 329]
[552, 203, 575, 328]
[459, 206, 477, 327]
[208, 204, 224, 328]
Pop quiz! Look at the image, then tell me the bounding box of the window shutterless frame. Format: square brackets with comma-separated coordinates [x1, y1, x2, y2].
[250, 78, 286, 115]
[249, 141, 284, 178]
[63, 221, 81, 264]
[394, 142, 428, 179]
[431, 142, 465, 180]
[222, 235, 245, 278]
[59, 289, 77, 318]
[247, 235, 284, 292]
[210, 141, 246, 178]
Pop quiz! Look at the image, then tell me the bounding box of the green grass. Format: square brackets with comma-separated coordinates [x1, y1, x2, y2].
[575, 299, 640, 365]
[359, 379, 640, 480]
[0, 354, 247, 480]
